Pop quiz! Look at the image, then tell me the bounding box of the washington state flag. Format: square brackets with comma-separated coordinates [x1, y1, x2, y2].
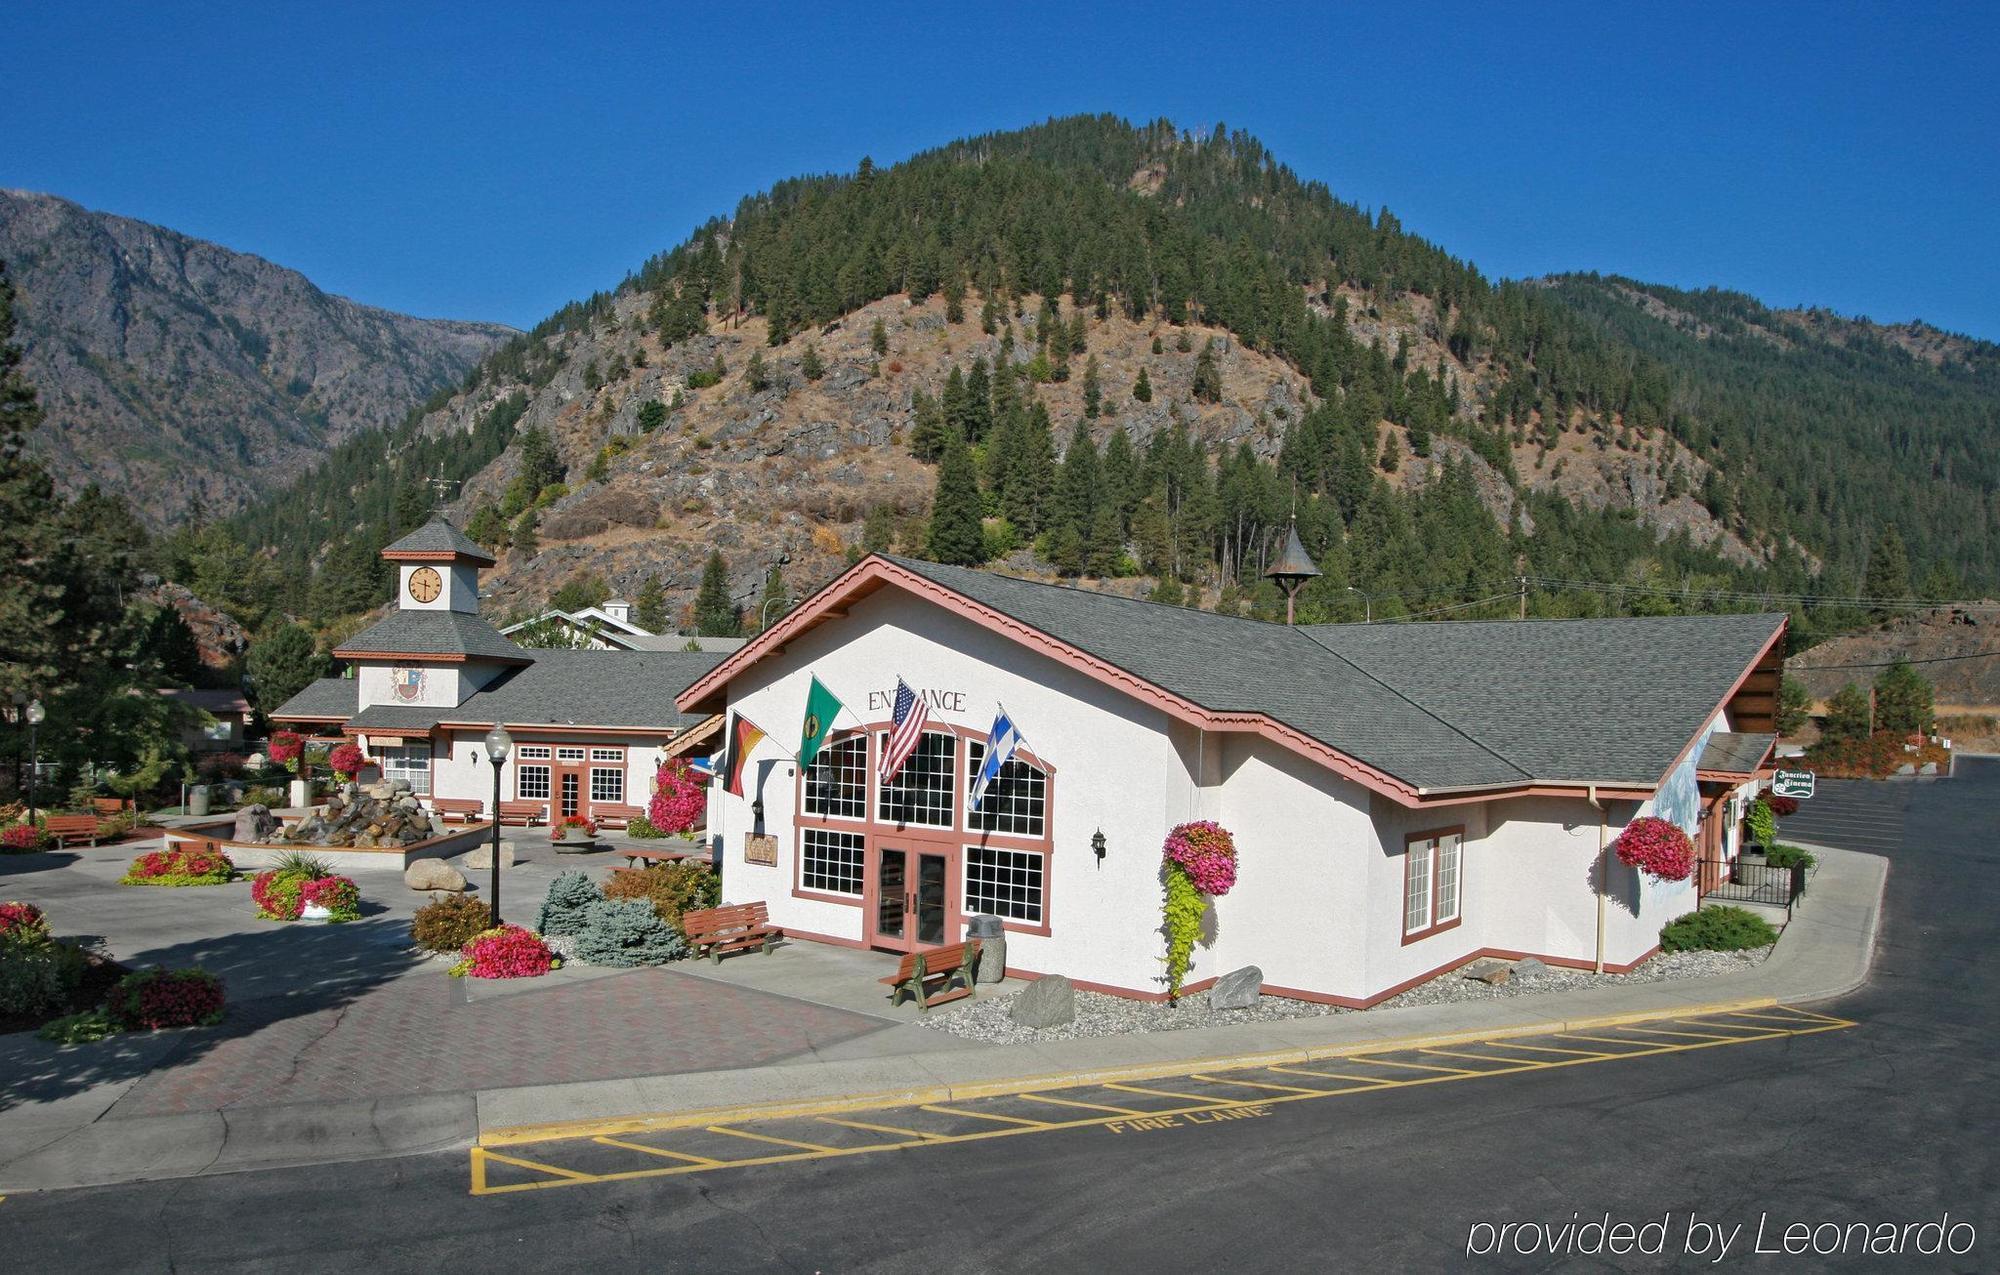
[798, 675, 845, 771]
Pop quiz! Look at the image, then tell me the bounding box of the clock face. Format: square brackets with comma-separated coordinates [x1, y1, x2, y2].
[407, 566, 443, 604]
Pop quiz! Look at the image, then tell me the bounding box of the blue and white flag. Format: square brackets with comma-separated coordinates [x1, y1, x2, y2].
[969, 708, 1022, 810]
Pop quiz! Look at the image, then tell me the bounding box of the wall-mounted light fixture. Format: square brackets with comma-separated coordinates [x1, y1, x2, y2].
[1092, 829, 1107, 864]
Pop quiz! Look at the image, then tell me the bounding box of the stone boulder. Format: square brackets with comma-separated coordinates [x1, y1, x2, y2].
[1008, 974, 1075, 1029]
[233, 804, 278, 843]
[1207, 965, 1264, 1011]
[405, 859, 467, 892]
[1463, 958, 1511, 985]
[1919, 761, 1941, 776]
[1510, 957, 1550, 979]
[463, 843, 516, 870]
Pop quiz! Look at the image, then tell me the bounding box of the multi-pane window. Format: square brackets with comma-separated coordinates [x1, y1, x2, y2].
[590, 747, 623, 763]
[878, 731, 956, 827]
[376, 745, 431, 795]
[590, 767, 624, 804]
[965, 742, 1047, 838]
[801, 828, 865, 896]
[517, 765, 551, 801]
[556, 746, 586, 762]
[803, 735, 867, 819]
[965, 845, 1046, 924]
[516, 745, 552, 760]
[1404, 832, 1463, 938]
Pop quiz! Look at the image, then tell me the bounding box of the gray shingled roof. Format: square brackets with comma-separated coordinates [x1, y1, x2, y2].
[620, 634, 751, 653]
[1697, 731, 1776, 775]
[882, 557, 1782, 791]
[276, 651, 729, 732]
[333, 609, 529, 663]
[270, 677, 356, 721]
[382, 516, 496, 565]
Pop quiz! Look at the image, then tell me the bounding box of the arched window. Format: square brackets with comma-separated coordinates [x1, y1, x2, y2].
[965, 740, 1046, 838]
[878, 730, 957, 828]
[803, 735, 867, 820]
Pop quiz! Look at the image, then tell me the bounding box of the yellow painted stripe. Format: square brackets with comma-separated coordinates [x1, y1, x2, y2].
[1618, 1025, 1775, 1044]
[920, 1104, 1050, 1128]
[816, 1116, 940, 1141]
[1015, 1093, 1149, 1116]
[705, 1125, 840, 1153]
[1475, 1040, 1614, 1059]
[591, 1136, 722, 1166]
[1189, 1072, 1330, 1096]
[1340, 1057, 1479, 1076]
[1264, 1064, 1400, 1086]
[476, 1148, 596, 1182]
[1103, 1081, 1229, 1103]
[1418, 1048, 1551, 1068]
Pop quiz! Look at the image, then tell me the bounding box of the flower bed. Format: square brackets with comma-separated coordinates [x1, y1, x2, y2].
[108, 966, 226, 1029]
[1806, 731, 1951, 779]
[2, 823, 51, 853]
[0, 901, 50, 944]
[251, 853, 359, 922]
[550, 815, 598, 841]
[120, 844, 237, 886]
[450, 925, 560, 979]
[299, 875, 361, 922]
[1, 902, 133, 1039]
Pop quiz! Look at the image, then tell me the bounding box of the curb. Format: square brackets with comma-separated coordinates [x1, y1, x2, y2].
[479, 995, 1781, 1146]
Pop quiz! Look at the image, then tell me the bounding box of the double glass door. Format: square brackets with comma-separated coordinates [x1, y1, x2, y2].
[871, 846, 949, 952]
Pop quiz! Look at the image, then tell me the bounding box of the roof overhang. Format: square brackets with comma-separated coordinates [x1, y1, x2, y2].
[381, 549, 496, 567]
[329, 648, 532, 666]
[1649, 620, 1790, 792]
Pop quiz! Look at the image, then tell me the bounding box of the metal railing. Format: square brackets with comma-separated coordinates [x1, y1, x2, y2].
[1698, 855, 1807, 918]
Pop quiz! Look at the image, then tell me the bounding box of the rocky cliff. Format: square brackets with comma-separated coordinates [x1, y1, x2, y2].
[0, 189, 515, 526]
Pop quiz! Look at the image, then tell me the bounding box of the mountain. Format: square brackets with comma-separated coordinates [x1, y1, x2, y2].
[229, 115, 2000, 636]
[0, 189, 516, 527]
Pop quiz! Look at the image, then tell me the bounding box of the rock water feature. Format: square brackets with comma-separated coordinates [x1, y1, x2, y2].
[272, 780, 438, 848]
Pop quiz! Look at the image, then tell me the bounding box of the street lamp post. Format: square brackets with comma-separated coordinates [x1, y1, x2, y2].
[484, 725, 513, 927]
[24, 699, 44, 828]
[1345, 586, 1372, 624]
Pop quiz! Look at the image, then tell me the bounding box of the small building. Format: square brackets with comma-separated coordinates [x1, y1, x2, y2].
[272, 517, 724, 825]
[500, 604, 750, 654]
[157, 687, 256, 752]
[676, 555, 1781, 1007]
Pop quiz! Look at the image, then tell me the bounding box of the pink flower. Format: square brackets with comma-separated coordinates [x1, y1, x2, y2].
[1615, 816, 1696, 882]
[1163, 820, 1238, 897]
[648, 759, 707, 835]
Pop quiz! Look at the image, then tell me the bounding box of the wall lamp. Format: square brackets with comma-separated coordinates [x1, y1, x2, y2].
[1092, 829, 1107, 864]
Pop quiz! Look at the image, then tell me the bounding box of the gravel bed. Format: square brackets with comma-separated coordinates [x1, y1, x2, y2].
[918, 946, 1773, 1045]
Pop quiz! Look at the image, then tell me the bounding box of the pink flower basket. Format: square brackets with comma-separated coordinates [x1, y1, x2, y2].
[1614, 816, 1696, 882]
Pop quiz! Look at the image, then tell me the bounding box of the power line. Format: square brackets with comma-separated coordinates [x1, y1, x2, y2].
[1796, 649, 2000, 671]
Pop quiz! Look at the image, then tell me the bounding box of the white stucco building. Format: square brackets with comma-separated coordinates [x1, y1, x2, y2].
[677, 555, 1782, 1006]
[272, 517, 723, 825]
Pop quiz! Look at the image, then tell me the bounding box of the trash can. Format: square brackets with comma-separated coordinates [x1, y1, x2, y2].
[188, 785, 211, 817]
[967, 913, 1006, 983]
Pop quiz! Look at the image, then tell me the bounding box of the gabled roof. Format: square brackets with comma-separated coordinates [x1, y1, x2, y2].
[333, 609, 530, 664]
[500, 607, 652, 641]
[677, 555, 1787, 803]
[1697, 731, 1777, 776]
[274, 651, 730, 733]
[620, 633, 751, 653]
[381, 516, 496, 566]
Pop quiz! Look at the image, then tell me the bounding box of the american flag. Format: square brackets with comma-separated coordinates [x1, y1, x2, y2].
[878, 678, 930, 786]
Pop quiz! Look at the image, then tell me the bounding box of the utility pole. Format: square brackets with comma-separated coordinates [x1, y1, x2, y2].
[1518, 576, 1527, 620]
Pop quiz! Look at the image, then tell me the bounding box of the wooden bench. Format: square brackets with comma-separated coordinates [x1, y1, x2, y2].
[44, 814, 101, 848]
[430, 797, 484, 824]
[879, 939, 982, 1012]
[91, 797, 132, 818]
[497, 800, 547, 826]
[681, 901, 779, 962]
[593, 802, 646, 829]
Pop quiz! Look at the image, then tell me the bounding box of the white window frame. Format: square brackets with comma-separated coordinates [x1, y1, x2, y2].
[1403, 830, 1463, 939]
[516, 764, 551, 802]
[876, 729, 957, 830]
[964, 740, 1048, 839]
[801, 828, 866, 897]
[555, 746, 587, 762]
[516, 745, 552, 761]
[802, 734, 868, 822]
[590, 747, 624, 763]
[375, 744, 431, 796]
[589, 766, 624, 804]
[964, 844, 1046, 925]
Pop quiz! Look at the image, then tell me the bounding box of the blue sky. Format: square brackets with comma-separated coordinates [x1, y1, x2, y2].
[8, 3, 1996, 338]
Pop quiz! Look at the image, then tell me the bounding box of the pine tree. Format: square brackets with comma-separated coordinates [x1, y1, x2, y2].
[1085, 502, 1126, 576]
[1054, 420, 1100, 543]
[1863, 524, 1910, 615]
[1101, 425, 1138, 527]
[1824, 683, 1872, 741]
[754, 564, 792, 631]
[246, 624, 332, 714]
[862, 503, 896, 554]
[1005, 401, 1057, 536]
[1379, 430, 1401, 473]
[518, 426, 565, 494]
[636, 399, 668, 432]
[465, 504, 507, 550]
[870, 317, 889, 357]
[964, 358, 992, 441]
[745, 350, 772, 393]
[909, 388, 949, 462]
[694, 551, 738, 635]
[1133, 367, 1153, 402]
[511, 508, 539, 556]
[1873, 658, 1934, 734]
[1191, 338, 1223, 402]
[633, 575, 670, 633]
[1082, 354, 1102, 418]
[800, 343, 825, 381]
[926, 430, 986, 566]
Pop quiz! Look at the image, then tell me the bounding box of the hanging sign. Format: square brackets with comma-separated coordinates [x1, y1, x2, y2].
[743, 833, 778, 866]
[1771, 769, 1816, 800]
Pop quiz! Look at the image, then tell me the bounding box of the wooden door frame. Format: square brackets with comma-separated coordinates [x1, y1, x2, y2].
[864, 839, 960, 954]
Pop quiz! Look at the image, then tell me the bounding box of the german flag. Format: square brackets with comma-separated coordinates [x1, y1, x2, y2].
[720, 713, 768, 797]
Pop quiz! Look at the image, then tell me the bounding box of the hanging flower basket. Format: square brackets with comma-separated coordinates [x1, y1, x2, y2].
[1161, 821, 1238, 1002]
[1614, 816, 1696, 882]
[327, 742, 364, 783]
[648, 759, 708, 836]
[268, 731, 304, 774]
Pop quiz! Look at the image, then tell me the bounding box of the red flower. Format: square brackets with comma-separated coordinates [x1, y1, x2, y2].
[1614, 816, 1696, 882]
[648, 759, 707, 835]
[457, 925, 556, 978]
[328, 742, 365, 779]
[1765, 795, 1800, 818]
[0, 900, 49, 942]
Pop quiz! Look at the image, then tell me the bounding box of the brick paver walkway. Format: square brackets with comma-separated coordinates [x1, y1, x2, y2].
[111, 968, 888, 1116]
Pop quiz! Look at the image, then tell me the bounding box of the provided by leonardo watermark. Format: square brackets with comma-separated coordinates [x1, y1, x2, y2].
[1464, 1212, 1976, 1263]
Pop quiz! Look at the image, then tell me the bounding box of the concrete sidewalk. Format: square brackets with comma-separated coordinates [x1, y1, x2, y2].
[0, 843, 1885, 1192]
